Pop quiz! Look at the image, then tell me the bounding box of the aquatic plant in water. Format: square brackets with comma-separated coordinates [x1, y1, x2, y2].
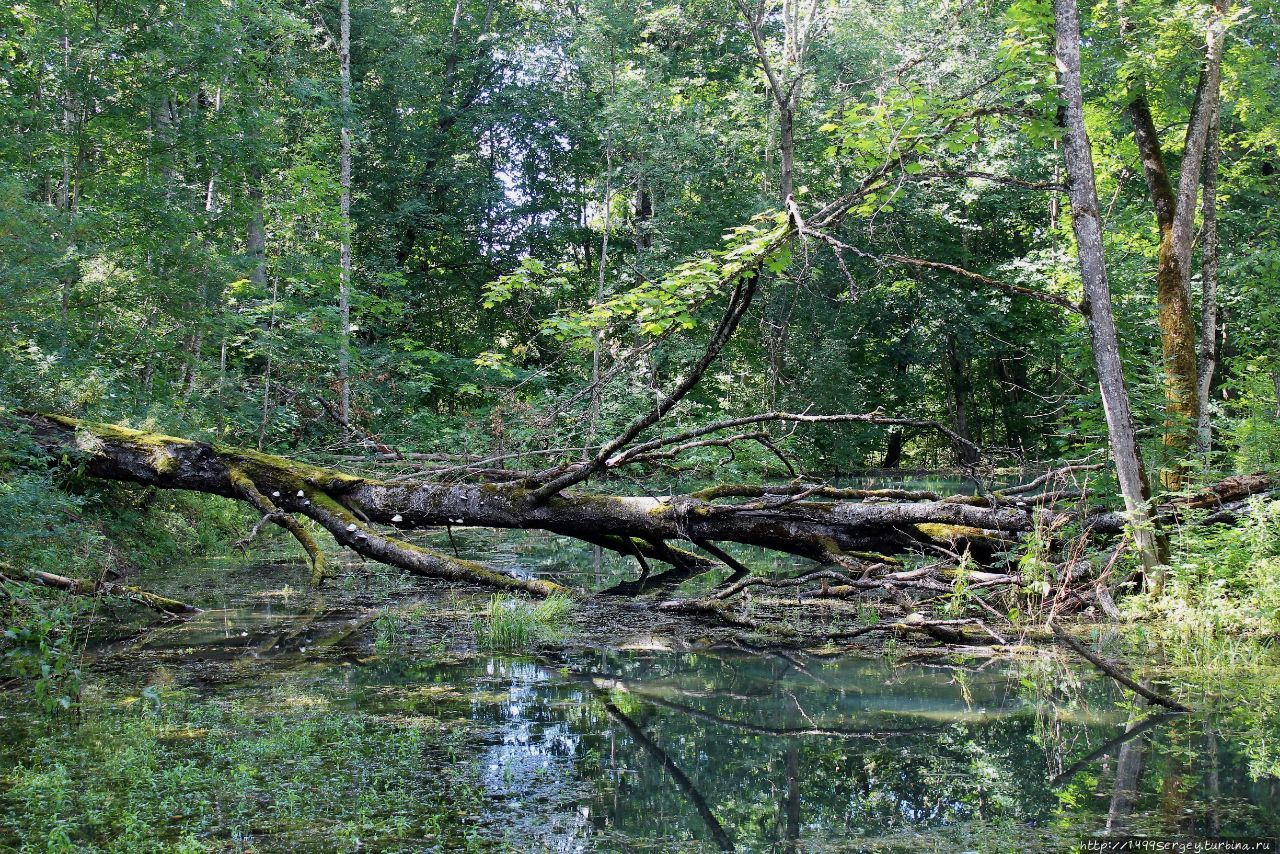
[0, 684, 489, 852]
[475, 592, 573, 651]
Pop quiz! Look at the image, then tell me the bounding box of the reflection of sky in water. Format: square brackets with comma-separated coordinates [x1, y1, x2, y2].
[477, 659, 596, 850]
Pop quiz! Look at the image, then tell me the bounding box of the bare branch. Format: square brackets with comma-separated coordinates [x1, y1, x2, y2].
[530, 269, 765, 503]
[607, 410, 979, 470]
[905, 170, 1065, 191]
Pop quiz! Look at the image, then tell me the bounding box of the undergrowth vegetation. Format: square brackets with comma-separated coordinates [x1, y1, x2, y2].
[1132, 497, 1280, 638]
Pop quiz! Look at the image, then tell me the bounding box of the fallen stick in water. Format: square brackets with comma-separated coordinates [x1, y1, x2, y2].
[1049, 621, 1189, 712]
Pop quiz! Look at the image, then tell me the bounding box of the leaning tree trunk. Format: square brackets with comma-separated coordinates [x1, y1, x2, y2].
[1053, 0, 1165, 584]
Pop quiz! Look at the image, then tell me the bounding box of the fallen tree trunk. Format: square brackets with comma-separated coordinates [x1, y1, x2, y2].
[0, 563, 201, 617]
[20, 415, 1278, 626]
[24, 414, 1061, 577]
[26, 414, 560, 597]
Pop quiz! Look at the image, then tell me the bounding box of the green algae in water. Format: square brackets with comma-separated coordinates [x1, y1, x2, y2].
[0, 685, 489, 852]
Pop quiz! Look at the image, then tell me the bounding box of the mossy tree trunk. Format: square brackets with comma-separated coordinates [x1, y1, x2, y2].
[25, 415, 1274, 601]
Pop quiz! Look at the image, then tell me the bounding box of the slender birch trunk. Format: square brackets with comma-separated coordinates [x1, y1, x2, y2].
[1196, 102, 1222, 456]
[338, 0, 353, 423]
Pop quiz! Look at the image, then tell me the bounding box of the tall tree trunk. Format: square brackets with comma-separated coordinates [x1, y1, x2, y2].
[58, 28, 76, 336]
[778, 104, 795, 204]
[1126, 3, 1228, 483]
[768, 76, 798, 409]
[246, 168, 269, 441]
[338, 0, 353, 423]
[946, 336, 978, 465]
[1196, 91, 1223, 455]
[881, 428, 904, 469]
[634, 174, 653, 249]
[588, 148, 613, 454]
[247, 175, 268, 289]
[1054, 0, 1164, 582]
[57, 30, 72, 215]
[185, 84, 224, 401]
[1129, 94, 1198, 485]
[737, 1, 813, 406]
[259, 274, 277, 451]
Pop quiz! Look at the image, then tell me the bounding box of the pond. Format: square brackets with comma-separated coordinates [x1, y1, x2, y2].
[3, 537, 1279, 852]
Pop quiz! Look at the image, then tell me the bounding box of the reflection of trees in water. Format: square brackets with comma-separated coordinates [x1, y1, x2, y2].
[570, 652, 1280, 849]
[84, 600, 1280, 849]
[573, 654, 1071, 849]
[1106, 707, 1147, 832]
[216, 645, 1280, 849]
[602, 698, 735, 850]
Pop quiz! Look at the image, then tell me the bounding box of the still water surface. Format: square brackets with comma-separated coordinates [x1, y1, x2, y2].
[5, 525, 1280, 851]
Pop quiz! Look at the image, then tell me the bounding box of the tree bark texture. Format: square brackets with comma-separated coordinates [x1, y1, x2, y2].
[1127, 3, 1228, 477]
[1196, 96, 1222, 455]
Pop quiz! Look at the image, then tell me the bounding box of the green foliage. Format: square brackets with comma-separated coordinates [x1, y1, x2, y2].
[0, 0, 1272, 479]
[1140, 499, 1280, 636]
[939, 549, 977, 619]
[1225, 358, 1280, 472]
[482, 211, 792, 360]
[0, 594, 84, 715]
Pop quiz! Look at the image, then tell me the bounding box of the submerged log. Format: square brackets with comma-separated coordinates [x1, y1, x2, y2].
[1049, 622, 1190, 712]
